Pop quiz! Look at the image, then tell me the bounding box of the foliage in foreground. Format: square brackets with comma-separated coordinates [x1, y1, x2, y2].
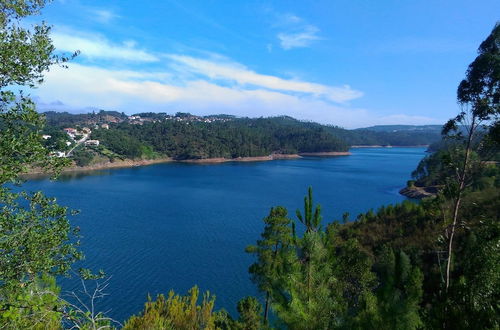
[124, 287, 266, 330]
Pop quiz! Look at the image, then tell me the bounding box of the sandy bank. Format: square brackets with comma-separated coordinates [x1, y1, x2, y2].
[27, 157, 174, 175]
[25, 154, 304, 175]
[26, 151, 353, 175]
[179, 154, 302, 163]
[351, 145, 429, 148]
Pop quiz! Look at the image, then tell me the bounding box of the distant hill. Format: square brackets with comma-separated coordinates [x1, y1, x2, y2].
[358, 125, 443, 133]
[343, 125, 443, 146]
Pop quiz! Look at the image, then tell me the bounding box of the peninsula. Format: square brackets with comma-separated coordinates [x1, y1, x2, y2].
[39, 111, 441, 171]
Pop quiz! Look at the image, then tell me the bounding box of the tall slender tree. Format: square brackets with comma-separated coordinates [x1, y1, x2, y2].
[296, 186, 322, 233]
[442, 22, 499, 290]
[245, 206, 294, 323]
[270, 188, 344, 329]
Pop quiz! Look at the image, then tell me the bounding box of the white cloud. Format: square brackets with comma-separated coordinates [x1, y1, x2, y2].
[273, 13, 321, 50]
[51, 31, 159, 62]
[166, 54, 362, 103]
[34, 62, 442, 128]
[278, 25, 321, 50]
[90, 9, 119, 23]
[123, 40, 138, 48]
[281, 13, 303, 24]
[33, 33, 442, 127]
[36, 63, 362, 125]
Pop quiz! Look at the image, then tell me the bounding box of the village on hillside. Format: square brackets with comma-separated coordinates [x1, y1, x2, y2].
[42, 111, 233, 161]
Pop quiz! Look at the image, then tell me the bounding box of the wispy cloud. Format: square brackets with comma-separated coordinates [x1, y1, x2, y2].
[280, 13, 303, 24]
[34, 60, 442, 128]
[35, 34, 442, 127]
[51, 31, 159, 62]
[166, 54, 362, 103]
[90, 9, 120, 24]
[273, 13, 321, 50]
[278, 25, 321, 50]
[36, 63, 367, 126]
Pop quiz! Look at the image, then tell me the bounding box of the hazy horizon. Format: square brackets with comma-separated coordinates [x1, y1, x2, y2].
[38, 107, 447, 130]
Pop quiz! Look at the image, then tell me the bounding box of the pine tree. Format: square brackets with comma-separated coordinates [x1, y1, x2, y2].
[235, 296, 264, 330]
[296, 186, 322, 233]
[246, 206, 294, 323]
[272, 188, 344, 329]
[274, 230, 342, 330]
[374, 248, 423, 330]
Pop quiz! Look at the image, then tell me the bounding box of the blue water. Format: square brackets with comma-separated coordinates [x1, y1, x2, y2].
[22, 147, 425, 322]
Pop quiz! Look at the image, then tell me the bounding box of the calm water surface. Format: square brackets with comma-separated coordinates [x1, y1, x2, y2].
[23, 147, 425, 322]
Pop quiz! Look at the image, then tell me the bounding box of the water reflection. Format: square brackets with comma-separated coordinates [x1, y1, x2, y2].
[23, 169, 113, 182]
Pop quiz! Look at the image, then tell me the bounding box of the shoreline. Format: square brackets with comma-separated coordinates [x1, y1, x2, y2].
[179, 153, 303, 164]
[351, 145, 429, 148]
[399, 185, 439, 199]
[25, 151, 354, 176]
[299, 151, 351, 157]
[26, 157, 175, 175]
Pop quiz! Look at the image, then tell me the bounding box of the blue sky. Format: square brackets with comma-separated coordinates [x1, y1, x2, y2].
[30, 0, 499, 128]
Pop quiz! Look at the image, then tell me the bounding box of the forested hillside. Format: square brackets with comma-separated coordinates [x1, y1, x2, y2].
[42, 111, 442, 162]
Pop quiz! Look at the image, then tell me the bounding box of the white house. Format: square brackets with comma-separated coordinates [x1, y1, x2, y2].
[50, 151, 65, 158]
[85, 140, 100, 146]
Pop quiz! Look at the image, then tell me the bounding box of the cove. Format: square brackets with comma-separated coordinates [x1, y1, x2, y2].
[21, 147, 426, 322]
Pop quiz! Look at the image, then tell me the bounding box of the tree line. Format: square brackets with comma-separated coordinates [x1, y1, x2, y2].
[42, 113, 444, 162]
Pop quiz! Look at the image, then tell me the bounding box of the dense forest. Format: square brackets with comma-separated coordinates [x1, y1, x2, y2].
[91, 117, 351, 160]
[42, 111, 442, 162]
[0, 1, 498, 329]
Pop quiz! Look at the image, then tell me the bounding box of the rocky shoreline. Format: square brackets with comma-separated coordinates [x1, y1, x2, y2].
[399, 185, 439, 199]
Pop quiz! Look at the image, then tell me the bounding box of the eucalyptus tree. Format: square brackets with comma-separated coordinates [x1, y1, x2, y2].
[442, 22, 499, 291]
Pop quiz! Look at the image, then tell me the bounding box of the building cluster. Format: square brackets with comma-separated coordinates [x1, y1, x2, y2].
[85, 140, 100, 146]
[127, 114, 232, 125]
[127, 115, 159, 125]
[49, 126, 99, 158]
[166, 115, 231, 123]
[47, 112, 233, 159]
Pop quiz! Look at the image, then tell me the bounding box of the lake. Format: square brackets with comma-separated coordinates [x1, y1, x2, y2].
[22, 147, 426, 322]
